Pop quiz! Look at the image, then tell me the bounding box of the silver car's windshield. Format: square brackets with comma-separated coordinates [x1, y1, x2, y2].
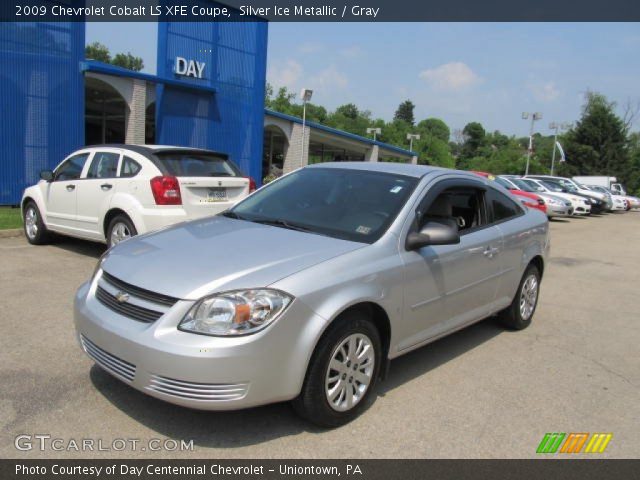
[227, 168, 419, 243]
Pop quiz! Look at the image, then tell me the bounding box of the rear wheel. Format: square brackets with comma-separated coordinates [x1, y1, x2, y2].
[499, 264, 540, 330]
[293, 311, 381, 427]
[107, 214, 137, 248]
[23, 202, 52, 245]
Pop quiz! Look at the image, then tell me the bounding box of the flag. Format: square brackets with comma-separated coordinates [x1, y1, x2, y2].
[556, 141, 566, 162]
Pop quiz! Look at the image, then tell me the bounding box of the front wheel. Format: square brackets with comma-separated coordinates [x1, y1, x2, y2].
[107, 215, 137, 248]
[293, 311, 381, 427]
[499, 264, 540, 330]
[23, 202, 52, 245]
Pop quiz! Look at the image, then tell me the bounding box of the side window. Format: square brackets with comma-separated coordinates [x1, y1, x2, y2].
[87, 152, 120, 179]
[53, 153, 89, 181]
[421, 186, 487, 233]
[120, 156, 141, 178]
[488, 188, 523, 223]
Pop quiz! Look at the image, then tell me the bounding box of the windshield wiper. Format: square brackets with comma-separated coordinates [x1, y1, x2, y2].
[251, 218, 314, 233]
[220, 211, 249, 220]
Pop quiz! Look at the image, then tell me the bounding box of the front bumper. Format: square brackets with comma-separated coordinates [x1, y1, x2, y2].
[546, 205, 572, 217]
[573, 205, 591, 215]
[74, 275, 326, 410]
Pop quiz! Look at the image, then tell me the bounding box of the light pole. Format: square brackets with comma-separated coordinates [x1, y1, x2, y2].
[366, 127, 382, 141]
[548, 121, 571, 175]
[406, 133, 420, 153]
[300, 88, 313, 164]
[522, 112, 542, 175]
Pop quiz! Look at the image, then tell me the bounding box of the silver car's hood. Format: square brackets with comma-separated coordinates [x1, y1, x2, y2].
[101, 216, 365, 299]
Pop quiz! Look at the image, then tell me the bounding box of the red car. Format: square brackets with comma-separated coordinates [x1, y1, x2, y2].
[471, 171, 547, 214]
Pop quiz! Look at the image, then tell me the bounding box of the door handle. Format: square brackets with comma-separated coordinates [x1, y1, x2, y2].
[101, 183, 113, 190]
[66, 185, 75, 191]
[483, 246, 499, 258]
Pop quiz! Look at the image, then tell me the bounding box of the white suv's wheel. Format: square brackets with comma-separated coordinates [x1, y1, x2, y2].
[23, 202, 51, 245]
[107, 215, 137, 248]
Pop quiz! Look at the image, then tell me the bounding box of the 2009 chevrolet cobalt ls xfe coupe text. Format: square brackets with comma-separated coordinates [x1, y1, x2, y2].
[75, 162, 549, 427]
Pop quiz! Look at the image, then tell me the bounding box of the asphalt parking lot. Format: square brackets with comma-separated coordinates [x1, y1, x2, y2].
[1, 212, 639, 459]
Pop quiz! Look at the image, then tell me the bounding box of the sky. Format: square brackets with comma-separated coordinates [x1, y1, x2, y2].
[87, 22, 640, 137]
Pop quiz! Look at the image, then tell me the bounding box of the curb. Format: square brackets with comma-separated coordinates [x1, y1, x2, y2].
[0, 228, 23, 239]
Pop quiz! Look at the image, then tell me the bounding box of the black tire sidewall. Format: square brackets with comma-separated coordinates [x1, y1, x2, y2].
[504, 265, 540, 330]
[294, 312, 382, 428]
[23, 202, 49, 245]
[107, 215, 137, 248]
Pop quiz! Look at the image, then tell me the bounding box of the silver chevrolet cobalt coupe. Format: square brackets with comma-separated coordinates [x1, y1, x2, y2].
[75, 162, 549, 426]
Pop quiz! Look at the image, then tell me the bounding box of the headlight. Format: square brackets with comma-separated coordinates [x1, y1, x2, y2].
[179, 289, 293, 336]
[547, 198, 560, 206]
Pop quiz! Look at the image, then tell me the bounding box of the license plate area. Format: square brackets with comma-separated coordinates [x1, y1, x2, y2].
[205, 188, 227, 202]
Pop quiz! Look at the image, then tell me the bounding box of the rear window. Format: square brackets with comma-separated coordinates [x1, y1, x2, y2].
[153, 151, 242, 178]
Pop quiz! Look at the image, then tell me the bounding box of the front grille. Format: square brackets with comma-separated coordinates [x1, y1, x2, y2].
[96, 286, 163, 323]
[102, 271, 179, 307]
[147, 375, 249, 401]
[80, 335, 136, 382]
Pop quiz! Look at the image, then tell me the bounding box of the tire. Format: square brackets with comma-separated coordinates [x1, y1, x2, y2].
[106, 214, 137, 248]
[499, 264, 541, 330]
[23, 202, 52, 245]
[293, 311, 382, 428]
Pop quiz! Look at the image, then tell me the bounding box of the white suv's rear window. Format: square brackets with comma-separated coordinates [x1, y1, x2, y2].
[154, 152, 242, 177]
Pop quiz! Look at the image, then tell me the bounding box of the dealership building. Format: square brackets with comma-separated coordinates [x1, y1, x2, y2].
[0, 20, 416, 205]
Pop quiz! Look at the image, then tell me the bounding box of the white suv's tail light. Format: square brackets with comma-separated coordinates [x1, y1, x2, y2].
[150, 176, 182, 205]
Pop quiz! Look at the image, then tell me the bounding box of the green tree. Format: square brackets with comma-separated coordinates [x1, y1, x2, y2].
[112, 52, 144, 72]
[85, 41, 111, 63]
[84, 42, 144, 72]
[563, 92, 629, 178]
[394, 100, 415, 126]
[416, 118, 450, 143]
[458, 122, 487, 168]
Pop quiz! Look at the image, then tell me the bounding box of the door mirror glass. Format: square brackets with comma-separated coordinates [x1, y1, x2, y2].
[40, 170, 53, 182]
[406, 221, 460, 250]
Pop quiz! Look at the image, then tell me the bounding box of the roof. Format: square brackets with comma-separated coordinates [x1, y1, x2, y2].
[307, 161, 450, 179]
[86, 144, 228, 158]
[265, 109, 418, 158]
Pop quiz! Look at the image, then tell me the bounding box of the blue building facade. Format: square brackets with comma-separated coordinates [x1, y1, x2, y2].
[0, 18, 267, 204]
[0, 22, 85, 205]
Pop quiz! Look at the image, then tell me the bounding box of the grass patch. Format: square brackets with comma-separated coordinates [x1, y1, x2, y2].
[0, 207, 23, 230]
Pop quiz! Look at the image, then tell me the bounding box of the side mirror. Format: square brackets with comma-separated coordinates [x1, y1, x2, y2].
[40, 170, 54, 182]
[406, 220, 460, 250]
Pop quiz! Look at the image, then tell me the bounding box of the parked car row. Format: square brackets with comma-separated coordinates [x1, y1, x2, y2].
[471, 172, 639, 219]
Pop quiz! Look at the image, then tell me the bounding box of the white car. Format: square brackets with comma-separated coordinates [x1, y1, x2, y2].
[21, 145, 254, 247]
[583, 185, 629, 212]
[518, 178, 591, 215]
[526, 175, 607, 203]
[499, 176, 573, 218]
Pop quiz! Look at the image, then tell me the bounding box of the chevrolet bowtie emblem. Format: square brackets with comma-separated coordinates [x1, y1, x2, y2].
[115, 291, 130, 303]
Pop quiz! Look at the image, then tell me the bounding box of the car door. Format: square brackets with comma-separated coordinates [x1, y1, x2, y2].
[43, 152, 91, 233]
[486, 187, 531, 307]
[398, 177, 502, 352]
[75, 149, 122, 239]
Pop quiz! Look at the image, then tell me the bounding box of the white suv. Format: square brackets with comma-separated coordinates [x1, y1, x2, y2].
[21, 145, 254, 247]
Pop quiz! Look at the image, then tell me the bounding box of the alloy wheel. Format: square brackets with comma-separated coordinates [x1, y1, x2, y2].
[110, 222, 131, 246]
[519, 274, 538, 320]
[24, 207, 38, 240]
[325, 333, 375, 412]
